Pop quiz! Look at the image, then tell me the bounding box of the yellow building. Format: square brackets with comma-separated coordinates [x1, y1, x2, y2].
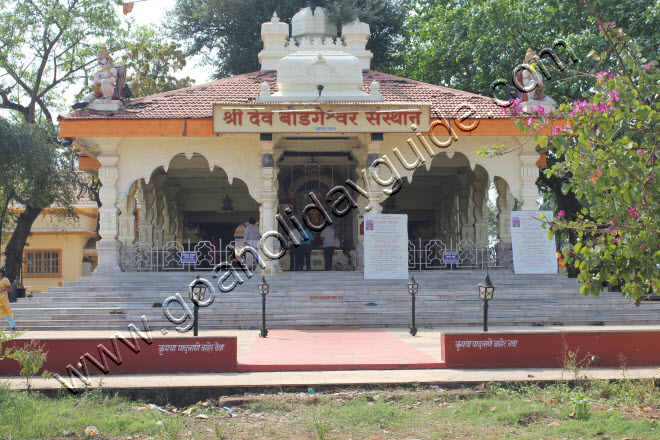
[1, 202, 98, 292]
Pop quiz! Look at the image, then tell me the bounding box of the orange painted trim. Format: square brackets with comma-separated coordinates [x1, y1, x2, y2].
[60, 117, 564, 138]
[4, 231, 95, 237]
[60, 119, 218, 138]
[12, 208, 97, 218]
[79, 155, 101, 170]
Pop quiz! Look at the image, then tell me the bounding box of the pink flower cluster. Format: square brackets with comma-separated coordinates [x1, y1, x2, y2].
[557, 210, 565, 218]
[500, 98, 523, 116]
[552, 123, 571, 136]
[645, 63, 652, 72]
[569, 100, 614, 116]
[596, 71, 614, 81]
[607, 90, 620, 102]
[598, 21, 616, 29]
[628, 206, 641, 219]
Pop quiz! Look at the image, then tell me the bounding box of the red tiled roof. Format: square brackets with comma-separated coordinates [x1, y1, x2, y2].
[59, 70, 506, 121]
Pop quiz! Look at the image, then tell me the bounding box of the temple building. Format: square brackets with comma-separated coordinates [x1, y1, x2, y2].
[57, 5, 548, 276]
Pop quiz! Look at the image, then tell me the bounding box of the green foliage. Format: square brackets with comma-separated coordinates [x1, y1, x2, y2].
[395, 0, 659, 99]
[510, 21, 660, 300]
[0, 118, 79, 281]
[166, 0, 406, 78]
[570, 394, 592, 420]
[0, 0, 122, 123]
[5, 339, 49, 392]
[116, 25, 195, 98]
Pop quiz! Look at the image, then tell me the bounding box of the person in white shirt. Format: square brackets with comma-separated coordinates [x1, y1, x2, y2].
[243, 217, 261, 271]
[320, 226, 338, 271]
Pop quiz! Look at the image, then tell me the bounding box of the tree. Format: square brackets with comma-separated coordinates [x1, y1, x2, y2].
[0, 119, 78, 282]
[395, 0, 659, 273]
[502, 21, 659, 300]
[0, 0, 122, 124]
[166, 0, 406, 78]
[119, 26, 195, 98]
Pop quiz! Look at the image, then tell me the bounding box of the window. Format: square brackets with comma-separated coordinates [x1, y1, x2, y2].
[24, 250, 62, 277]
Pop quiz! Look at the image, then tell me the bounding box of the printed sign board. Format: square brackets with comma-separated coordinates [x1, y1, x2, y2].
[180, 252, 197, 264]
[364, 213, 409, 280]
[511, 211, 557, 274]
[213, 104, 430, 133]
[443, 252, 459, 264]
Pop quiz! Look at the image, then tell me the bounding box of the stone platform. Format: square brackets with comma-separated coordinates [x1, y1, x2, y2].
[6, 270, 660, 331]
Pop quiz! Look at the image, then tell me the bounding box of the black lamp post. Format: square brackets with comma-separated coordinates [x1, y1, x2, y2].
[478, 273, 495, 332]
[407, 276, 419, 336]
[188, 275, 209, 336]
[258, 275, 269, 338]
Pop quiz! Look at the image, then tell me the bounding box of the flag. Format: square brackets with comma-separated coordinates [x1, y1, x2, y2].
[122, 2, 134, 15]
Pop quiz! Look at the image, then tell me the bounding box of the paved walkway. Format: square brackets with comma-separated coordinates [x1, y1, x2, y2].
[2, 326, 660, 391]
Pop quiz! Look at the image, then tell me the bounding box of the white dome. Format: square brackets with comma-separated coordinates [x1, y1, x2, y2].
[291, 6, 337, 40]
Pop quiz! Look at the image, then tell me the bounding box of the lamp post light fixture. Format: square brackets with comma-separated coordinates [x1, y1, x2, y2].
[188, 275, 213, 336]
[478, 273, 495, 332]
[407, 275, 419, 336]
[258, 275, 269, 338]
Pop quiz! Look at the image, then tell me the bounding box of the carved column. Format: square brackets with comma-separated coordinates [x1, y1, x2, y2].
[520, 151, 541, 211]
[152, 177, 165, 246]
[259, 147, 281, 274]
[117, 191, 136, 246]
[95, 139, 122, 273]
[137, 179, 154, 244]
[495, 177, 515, 243]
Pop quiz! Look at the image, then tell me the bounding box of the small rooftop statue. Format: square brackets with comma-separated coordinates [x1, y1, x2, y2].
[72, 46, 131, 111]
[520, 48, 556, 111]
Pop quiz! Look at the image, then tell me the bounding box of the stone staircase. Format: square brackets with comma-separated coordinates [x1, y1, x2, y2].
[5, 270, 660, 331]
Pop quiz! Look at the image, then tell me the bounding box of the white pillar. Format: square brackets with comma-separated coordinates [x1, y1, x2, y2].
[95, 139, 122, 273]
[495, 177, 515, 243]
[472, 171, 489, 247]
[137, 179, 154, 244]
[259, 148, 281, 274]
[520, 151, 541, 210]
[117, 193, 136, 246]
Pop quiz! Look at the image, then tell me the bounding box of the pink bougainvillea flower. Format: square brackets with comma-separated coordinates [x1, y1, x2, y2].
[628, 206, 641, 219]
[615, 237, 620, 243]
[645, 63, 651, 72]
[637, 148, 643, 154]
[558, 210, 565, 218]
[608, 90, 620, 102]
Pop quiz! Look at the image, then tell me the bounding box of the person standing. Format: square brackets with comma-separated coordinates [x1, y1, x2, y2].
[320, 226, 338, 271]
[243, 217, 261, 271]
[0, 269, 16, 331]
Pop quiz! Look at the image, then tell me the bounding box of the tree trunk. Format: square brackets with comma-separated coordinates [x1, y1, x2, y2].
[3, 205, 43, 283]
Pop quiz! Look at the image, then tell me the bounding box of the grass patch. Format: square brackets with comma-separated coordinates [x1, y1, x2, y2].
[1, 380, 660, 439]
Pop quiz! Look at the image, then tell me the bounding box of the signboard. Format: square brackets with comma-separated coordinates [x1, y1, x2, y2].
[443, 252, 459, 263]
[510, 211, 557, 274]
[213, 104, 430, 133]
[180, 252, 197, 264]
[363, 213, 408, 280]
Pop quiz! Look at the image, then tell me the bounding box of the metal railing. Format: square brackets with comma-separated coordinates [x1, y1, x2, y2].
[407, 238, 511, 270]
[120, 239, 239, 272]
[120, 238, 511, 272]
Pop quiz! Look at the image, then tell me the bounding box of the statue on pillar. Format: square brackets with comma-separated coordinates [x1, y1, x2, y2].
[72, 46, 131, 110]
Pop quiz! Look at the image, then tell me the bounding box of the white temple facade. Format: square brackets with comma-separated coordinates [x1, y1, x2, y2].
[59, 5, 547, 275]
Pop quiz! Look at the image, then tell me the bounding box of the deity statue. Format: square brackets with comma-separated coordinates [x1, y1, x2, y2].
[520, 48, 555, 104]
[72, 46, 129, 110]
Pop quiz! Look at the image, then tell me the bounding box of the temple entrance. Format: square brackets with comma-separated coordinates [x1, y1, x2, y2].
[277, 151, 358, 271]
[381, 152, 507, 270]
[120, 153, 259, 271]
